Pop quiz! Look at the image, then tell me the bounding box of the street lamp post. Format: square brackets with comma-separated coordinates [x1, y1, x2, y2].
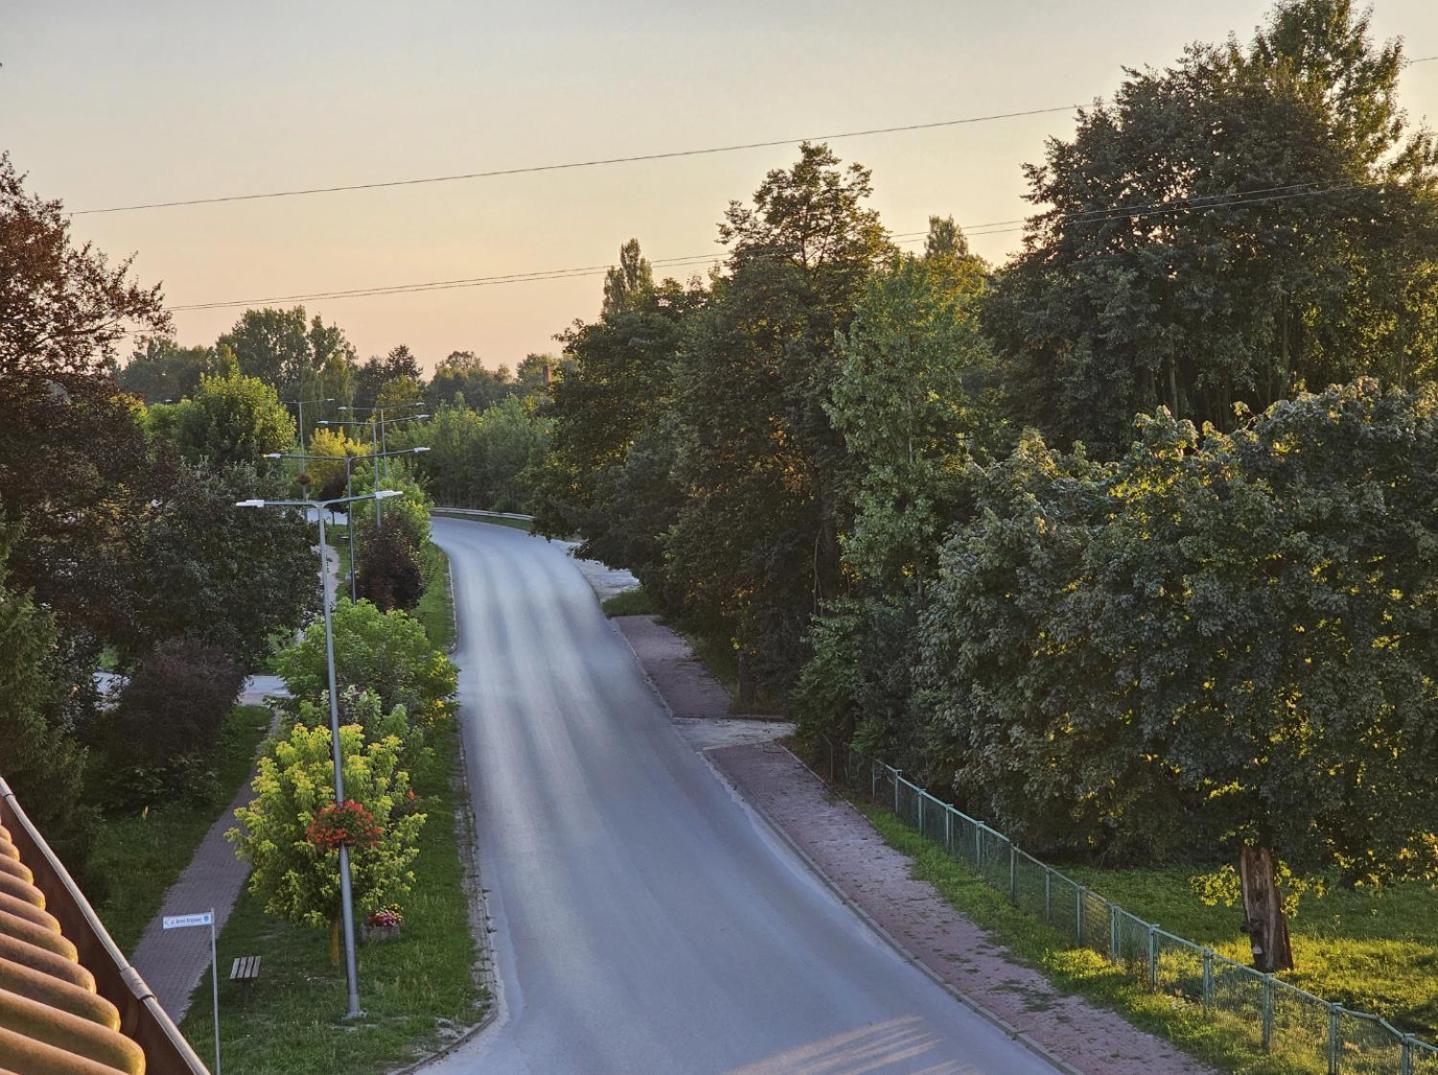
[284, 395, 337, 449]
[318, 412, 430, 530]
[235, 488, 402, 1020]
[263, 447, 430, 602]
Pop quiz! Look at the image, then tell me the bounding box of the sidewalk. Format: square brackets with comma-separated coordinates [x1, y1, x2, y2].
[612, 610, 1213, 1075]
[129, 708, 280, 1022]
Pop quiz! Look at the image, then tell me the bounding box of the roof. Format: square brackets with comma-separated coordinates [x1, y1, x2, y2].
[0, 777, 209, 1074]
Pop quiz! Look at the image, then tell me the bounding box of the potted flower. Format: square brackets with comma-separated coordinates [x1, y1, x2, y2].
[365, 905, 404, 942]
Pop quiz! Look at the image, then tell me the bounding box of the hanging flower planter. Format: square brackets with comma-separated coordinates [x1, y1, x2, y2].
[306, 800, 383, 852]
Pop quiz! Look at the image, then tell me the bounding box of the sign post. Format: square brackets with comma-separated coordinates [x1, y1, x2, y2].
[163, 909, 220, 1074]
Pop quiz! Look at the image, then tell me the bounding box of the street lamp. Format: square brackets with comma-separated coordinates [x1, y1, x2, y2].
[263, 448, 430, 601]
[318, 415, 431, 517]
[235, 487, 402, 1020]
[283, 396, 337, 448]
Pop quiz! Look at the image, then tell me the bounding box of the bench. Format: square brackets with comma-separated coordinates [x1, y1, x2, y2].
[229, 956, 261, 983]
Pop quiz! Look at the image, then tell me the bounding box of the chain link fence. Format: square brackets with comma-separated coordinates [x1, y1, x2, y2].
[819, 737, 1437, 1075]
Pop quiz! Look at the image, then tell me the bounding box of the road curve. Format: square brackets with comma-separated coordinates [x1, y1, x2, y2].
[425, 518, 1056, 1075]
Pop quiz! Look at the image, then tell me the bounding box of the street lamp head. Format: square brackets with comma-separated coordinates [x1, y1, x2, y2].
[235, 499, 266, 508]
[374, 489, 403, 500]
[412, 446, 431, 453]
[263, 452, 283, 459]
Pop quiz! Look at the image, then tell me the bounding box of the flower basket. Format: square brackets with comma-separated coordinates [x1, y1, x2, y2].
[306, 800, 383, 852]
[364, 905, 404, 943]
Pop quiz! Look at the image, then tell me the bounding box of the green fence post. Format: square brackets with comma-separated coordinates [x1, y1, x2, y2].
[871, 760, 878, 803]
[1075, 885, 1085, 945]
[1008, 843, 1017, 904]
[975, 824, 982, 871]
[1108, 904, 1118, 962]
[918, 792, 925, 835]
[1202, 948, 1213, 1015]
[1148, 926, 1158, 989]
[1327, 1005, 1340, 1075]
[944, 805, 952, 854]
[893, 770, 901, 816]
[1401, 1035, 1413, 1075]
[1044, 869, 1051, 922]
[1262, 975, 1274, 1052]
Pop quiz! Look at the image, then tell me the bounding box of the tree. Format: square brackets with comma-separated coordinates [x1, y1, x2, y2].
[919, 380, 1438, 972]
[276, 598, 456, 724]
[514, 352, 566, 399]
[0, 153, 165, 652]
[176, 369, 296, 466]
[229, 722, 425, 959]
[355, 345, 423, 411]
[120, 460, 317, 666]
[302, 425, 367, 501]
[424, 351, 514, 411]
[117, 338, 217, 402]
[356, 528, 424, 612]
[0, 528, 95, 867]
[95, 639, 244, 809]
[217, 307, 356, 402]
[988, 0, 1438, 455]
[669, 143, 893, 691]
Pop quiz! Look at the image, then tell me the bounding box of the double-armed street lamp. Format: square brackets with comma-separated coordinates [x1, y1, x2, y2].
[263, 447, 430, 600]
[283, 395, 338, 448]
[235, 487, 402, 1020]
[317, 412, 430, 526]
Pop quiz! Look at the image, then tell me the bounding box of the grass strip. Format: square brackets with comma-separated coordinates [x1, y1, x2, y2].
[90, 704, 272, 954]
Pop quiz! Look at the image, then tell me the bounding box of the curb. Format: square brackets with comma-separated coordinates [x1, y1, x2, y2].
[744, 744, 1083, 1075]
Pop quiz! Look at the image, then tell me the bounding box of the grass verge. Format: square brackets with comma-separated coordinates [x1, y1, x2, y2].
[181, 718, 482, 1074]
[431, 509, 533, 533]
[601, 586, 655, 616]
[89, 704, 272, 954]
[416, 541, 456, 650]
[858, 804, 1437, 1073]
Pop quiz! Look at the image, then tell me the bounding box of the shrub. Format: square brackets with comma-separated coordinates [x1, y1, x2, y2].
[96, 639, 244, 810]
[356, 528, 424, 611]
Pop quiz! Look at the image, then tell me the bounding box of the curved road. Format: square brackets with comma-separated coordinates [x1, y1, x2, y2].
[426, 518, 1054, 1075]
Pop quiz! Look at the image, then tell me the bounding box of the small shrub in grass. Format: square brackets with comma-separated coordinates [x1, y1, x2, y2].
[95, 638, 244, 810]
[357, 527, 424, 611]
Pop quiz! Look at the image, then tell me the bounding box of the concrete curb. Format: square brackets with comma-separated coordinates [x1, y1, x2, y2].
[748, 745, 1083, 1075]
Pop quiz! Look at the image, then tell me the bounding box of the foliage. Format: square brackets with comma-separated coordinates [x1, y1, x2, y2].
[306, 800, 384, 852]
[176, 368, 296, 466]
[669, 143, 893, 689]
[217, 306, 356, 402]
[356, 527, 424, 612]
[119, 460, 317, 666]
[349, 460, 432, 553]
[354, 345, 422, 412]
[276, 598, 456, 725]
[987, 0, 1438, 455]
[919, 380, 1438, 886]
[408, 396, 550, 511]
[229, 722, 425, 927]
[118, 338, 217, 402]
[0, 531, 95, 866]
[94, 638, 245, 810]
[424, 350, 515, 411]
[302, 426, 367, 501]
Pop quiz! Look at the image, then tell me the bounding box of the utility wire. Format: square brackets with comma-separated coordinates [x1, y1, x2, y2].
[73, 105, 1079, 216]
[164, 180, 1376, 313]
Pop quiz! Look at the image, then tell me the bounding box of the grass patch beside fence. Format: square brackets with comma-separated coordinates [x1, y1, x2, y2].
[89, 704, 272, 954]
[181, 718, 482, 1074]
[601, 586, 655, 616]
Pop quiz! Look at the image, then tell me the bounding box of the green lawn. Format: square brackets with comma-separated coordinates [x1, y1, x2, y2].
[858, 805, 1438, 1074]
[181, 717, 482, 1074]
[416, 542, 455, 650]
[89, 705, 272, 954]
[601, 586, 655, 616]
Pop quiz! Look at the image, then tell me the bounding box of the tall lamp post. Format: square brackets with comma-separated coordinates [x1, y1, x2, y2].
[235, 488, 402, 1020]
[318, 412, 430, 529]
[284, 395, 337, 449]
[263, 447, 430, 601]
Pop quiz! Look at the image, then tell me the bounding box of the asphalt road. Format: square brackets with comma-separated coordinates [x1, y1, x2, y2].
[425, 518, 1056, 1075]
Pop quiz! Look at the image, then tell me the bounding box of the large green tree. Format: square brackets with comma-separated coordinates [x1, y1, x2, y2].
[217, 306, 356, 409]
[117, 338, 217, 403]
[669, 143, 893, 692]
[988, 0, 1438, 455]
[175, 368, 296, 466]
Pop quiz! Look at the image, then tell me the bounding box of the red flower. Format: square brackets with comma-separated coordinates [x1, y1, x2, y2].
[306, 800, 383, 851]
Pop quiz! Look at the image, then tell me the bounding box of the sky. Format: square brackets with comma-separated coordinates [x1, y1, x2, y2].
[6, 1, 1438, 372]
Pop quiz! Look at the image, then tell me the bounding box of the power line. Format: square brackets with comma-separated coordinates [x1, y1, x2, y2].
[73, 105, 1080, 217]
[164, 180, 1380, 313]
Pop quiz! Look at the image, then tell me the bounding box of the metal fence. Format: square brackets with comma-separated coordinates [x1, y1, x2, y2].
[815, 738, 1438, 1075]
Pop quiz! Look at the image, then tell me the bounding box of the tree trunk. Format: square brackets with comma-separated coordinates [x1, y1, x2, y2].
[329, 917, 342, 967]
[1239, 846, 1294, 973]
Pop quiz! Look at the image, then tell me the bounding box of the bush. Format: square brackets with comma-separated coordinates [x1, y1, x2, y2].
[96, 639, 245, 810]
[228, 722, 425, 947]
[276, 598, 456, 725]
[356, 528, 424, 611]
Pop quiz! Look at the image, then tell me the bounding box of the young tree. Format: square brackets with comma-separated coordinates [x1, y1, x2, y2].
[229, 722, 425, 961]
[988, 0, 1438, 455]
[276, 598, 456, 724]
[177, 369, 296, 466]
[356, 527, 424, 612]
